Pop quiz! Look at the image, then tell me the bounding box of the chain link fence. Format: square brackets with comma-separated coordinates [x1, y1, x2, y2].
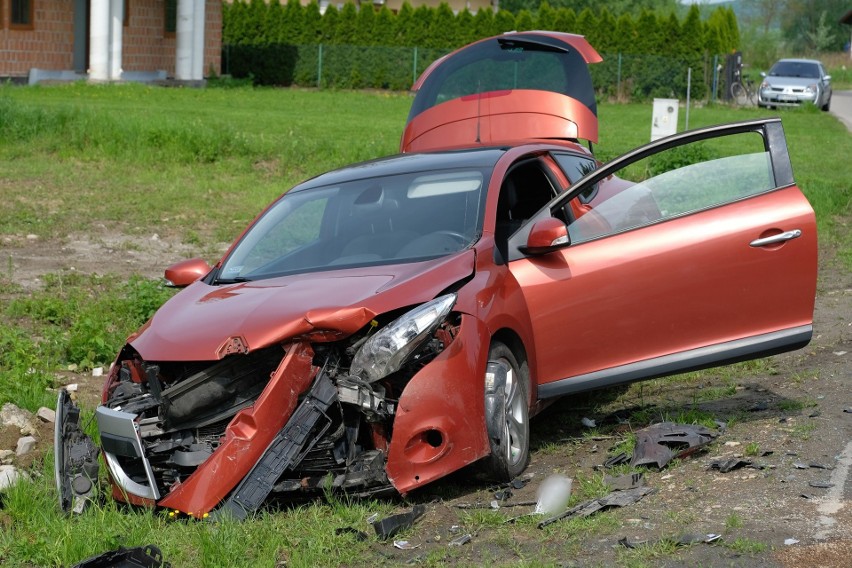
[221, 44, 724, 102]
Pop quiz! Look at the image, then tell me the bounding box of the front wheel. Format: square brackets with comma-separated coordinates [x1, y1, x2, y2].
[482, 341, 530, 481]
[730, 82, 747, 105]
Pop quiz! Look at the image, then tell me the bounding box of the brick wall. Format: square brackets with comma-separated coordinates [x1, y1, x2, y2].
[1, 0, 221, 79]
[0, 0, 76, 77]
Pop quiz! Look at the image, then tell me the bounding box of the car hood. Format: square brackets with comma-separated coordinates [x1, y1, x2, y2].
[764, 76, 819, 88]
[129, 251, 476, 361]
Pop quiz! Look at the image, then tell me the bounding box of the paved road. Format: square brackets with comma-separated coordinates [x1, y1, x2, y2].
[830, 90, 852, 132]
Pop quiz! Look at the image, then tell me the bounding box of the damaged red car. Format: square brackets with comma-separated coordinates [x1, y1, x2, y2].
[55, 32, 817, 519]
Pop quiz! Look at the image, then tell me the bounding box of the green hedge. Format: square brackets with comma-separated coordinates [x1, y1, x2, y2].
[221, 0, 738, 99]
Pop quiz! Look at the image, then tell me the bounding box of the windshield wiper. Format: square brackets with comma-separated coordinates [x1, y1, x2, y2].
[214, 276, 253, 285]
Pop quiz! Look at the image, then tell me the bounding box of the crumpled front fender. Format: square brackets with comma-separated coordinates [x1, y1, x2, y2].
[386, 314, 490, 493]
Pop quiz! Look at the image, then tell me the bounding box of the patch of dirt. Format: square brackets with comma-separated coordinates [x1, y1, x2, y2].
[2, 229, 210, 291]
[5, 231, 851, 567]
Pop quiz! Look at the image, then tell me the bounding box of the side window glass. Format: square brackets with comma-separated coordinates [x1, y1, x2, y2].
[567, 131, 775, 244]
[496, 160, 558, 242]
[552, 153, 598, 203]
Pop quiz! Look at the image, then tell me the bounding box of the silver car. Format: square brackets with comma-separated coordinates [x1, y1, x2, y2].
[758, 58, 832, 111]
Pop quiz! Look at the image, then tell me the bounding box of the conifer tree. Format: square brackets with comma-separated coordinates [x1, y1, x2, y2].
[515, 9, 535, 32]
[429, 3, 459, 48]
[472, 7, 496, 40]
[536, 2, 556, 32]
[553, 8, 576, 34]
[336, 2, 358, 45]
[456, 9, 475, 46]
[356, 3, 377, 46]
[494, 9, 517, 35]
[395, 2, 414, 46]
[302, 1, 322, 44]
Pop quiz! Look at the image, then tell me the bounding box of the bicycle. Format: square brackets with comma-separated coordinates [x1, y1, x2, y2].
[730, 77, 756, 106]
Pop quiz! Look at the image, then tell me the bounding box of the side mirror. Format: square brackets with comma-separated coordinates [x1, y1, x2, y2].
[760, 71, 767, 78]
[521, 218, 570, 256]
[824, 74, 831, 81]
[164, 258, 212, 288]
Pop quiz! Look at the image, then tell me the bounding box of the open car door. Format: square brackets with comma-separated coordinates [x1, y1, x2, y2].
[401, 32, 602, 153]
[505, 118, 817, 397]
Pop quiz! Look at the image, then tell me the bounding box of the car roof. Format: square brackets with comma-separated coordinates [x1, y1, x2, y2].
[291, 141, 591, 193]
[774, 58, 822, 65]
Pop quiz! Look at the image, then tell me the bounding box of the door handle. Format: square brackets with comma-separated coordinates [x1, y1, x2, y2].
[749, 229, 802, 248]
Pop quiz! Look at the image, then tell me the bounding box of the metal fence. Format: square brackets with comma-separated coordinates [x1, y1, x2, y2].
[221, 44, 725, 102]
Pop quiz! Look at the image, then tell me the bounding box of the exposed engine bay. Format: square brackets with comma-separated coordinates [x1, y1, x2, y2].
[57, 295, 461, 519]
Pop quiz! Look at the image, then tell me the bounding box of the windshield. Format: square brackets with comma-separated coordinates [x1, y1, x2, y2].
[769, 61, 820, 79]
[218, 168, 488, 282]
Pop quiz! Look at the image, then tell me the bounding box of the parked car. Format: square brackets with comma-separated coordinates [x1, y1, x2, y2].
[56, 32, 817, 519]
[758, 58, 832, 110]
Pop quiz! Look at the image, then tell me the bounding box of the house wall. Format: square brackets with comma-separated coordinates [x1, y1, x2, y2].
[0, 0, 221, 79]
[0, 0, 76, 77]
[123, 0, 221, 75]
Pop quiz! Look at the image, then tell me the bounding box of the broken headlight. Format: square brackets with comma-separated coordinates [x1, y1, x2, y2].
[350, 294, 456, 383]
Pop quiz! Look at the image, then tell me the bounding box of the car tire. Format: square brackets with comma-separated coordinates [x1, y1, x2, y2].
[822, 97, 831, 112]
[482, 341, 530, 481]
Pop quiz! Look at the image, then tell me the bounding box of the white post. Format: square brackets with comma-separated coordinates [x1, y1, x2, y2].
[175, 0, 195, 80]
[89, 0, 110, 81]
[192, 0, 206, 80]
[109, 0, 123, 80]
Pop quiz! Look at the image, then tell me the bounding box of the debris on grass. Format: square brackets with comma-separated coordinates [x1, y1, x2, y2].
[372, 504, 426, 540]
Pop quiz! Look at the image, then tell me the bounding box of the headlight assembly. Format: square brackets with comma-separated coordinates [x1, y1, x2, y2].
[351, 294, 456, 383]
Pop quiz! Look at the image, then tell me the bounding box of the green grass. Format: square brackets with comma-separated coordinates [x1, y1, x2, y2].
[0, 84, 849, 567]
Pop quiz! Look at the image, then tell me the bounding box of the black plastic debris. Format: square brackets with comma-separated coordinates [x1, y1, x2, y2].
[808, 481, 835, 489]
[494, 489, 513, 501]
[538, 486, 656, 528]
[71, 545, 169, 568]
[843, 408, 852, 414]
[809, 462, 833, 470]
[335, 527, 369, 542]
[603, 452, 630, 468]
[631, 423, 718, 470]
[372, 504, 426, 540]
[448, 533, 472, 546]
[617, 537, 649, 549]
[510, 478, 529, 490]
[708, 458, 760, 473]
[55, 389, 100, 515]
[603, 472, 645, 491]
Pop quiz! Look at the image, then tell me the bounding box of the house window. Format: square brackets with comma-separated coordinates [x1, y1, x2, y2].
[165, 0, 176, 35]
[11, 0, 34, 30]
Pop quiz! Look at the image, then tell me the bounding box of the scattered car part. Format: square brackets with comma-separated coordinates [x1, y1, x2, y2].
[70, 544, 169, 568]
[603, 472, 645, 491]
[55, 389, 100, 515]
[372, 504, 426, 540]
[603, 452, 630, 468]
[448, 533, 472, 546]
[809, 481, 835, 489]
[708, 458, 759, 473]
[538, 486, 656, 528]
[630, 423, 718, 470]
[393, 540, 420, 550]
